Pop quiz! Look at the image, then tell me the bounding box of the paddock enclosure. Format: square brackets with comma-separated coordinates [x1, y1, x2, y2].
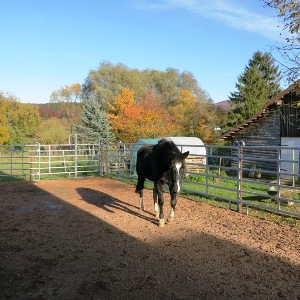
[1, 138, 300, 218]
[1, 177, 299, 299]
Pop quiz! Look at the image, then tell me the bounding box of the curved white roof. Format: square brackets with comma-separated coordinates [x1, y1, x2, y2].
[166, 136, 206, 156]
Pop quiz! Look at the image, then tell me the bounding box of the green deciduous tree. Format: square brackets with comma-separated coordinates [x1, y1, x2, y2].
[82, 61, 210, 109]
[81, 62, 146, 110]
[170, 89, 197, 136]
[0, 91, 41, 144]
[50, 83, 81, 103]
[37, 118, 70, 144]
[0, 94, 10, 144]
[11, 103, 41, 143]
[194, 101, 226, 143]
[228, 51, 281, 126]
[50, 83, 81, 131]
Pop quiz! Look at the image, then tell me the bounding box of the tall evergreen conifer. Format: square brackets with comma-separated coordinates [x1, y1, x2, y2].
[76, 99, 115, 143]
[228, 51, 281, 127]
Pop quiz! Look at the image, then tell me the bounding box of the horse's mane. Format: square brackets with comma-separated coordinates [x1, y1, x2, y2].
[156, 139, 186, 174]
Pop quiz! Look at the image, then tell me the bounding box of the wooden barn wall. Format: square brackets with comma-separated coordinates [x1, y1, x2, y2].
[281, 92, 300, 137]
[231, 111, 280, 178]
[232, 110, 281, 146]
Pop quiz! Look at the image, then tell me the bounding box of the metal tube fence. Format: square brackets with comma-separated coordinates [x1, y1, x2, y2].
[0, 142, 100, 181]
[0, 140, 299, 218]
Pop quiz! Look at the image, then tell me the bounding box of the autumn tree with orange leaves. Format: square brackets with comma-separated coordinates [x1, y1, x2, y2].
[109, 88, 180, 142]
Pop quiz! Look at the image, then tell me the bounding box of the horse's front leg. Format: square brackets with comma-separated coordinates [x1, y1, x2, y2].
[167, 188, 177, 223]
[135, 175, 145, 211]
[153, 185, 159, 218]
[156, 181, 165, 227]
[138, 189, 144, 211]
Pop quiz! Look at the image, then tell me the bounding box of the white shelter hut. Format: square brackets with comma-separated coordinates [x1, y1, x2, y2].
[166, 137, 206, 172]
[131, 137, 206, 173]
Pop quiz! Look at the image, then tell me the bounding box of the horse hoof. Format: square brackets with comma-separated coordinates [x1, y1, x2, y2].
[155, 212, 159, 218]
[167, 216, 174, 223]
[158, 219, 165, 227]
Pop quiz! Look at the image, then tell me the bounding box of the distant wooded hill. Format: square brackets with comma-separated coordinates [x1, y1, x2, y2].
[214, 100, 231, 110]
[38, 103, 82, 119]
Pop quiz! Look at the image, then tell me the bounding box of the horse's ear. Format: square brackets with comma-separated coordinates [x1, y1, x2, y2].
[182, 151, 189, 159]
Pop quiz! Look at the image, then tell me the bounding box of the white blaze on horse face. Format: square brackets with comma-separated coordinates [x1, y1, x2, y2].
[175, 162, 182, 192]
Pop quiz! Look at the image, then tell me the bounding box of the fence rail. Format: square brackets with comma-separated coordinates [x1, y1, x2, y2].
[0, 140, 299, 218]
[0, 142, 100, 180]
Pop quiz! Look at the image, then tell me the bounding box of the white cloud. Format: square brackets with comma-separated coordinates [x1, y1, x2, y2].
[134, 0, 282, 40]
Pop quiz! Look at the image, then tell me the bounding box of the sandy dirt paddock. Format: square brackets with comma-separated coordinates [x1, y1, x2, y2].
[0, 177, 300, 299]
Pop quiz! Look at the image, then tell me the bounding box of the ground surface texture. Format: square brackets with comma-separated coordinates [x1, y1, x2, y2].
[1, 177, 300, 300]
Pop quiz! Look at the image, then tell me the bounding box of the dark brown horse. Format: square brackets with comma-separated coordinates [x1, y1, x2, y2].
[135, 139, 189, 227]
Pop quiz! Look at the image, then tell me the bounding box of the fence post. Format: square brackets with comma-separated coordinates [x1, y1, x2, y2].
[22, 149, 24, 178]
[98, 141, 103, 176]
[236, 141, 245, 213]
[36, 142, 41, 180]
[29, 146, 33, 181]
[117, 141, 121, 178]
[205, 147, 211, 195]
[74, 134, 78, 178]
[48, 145, 51, 174]
[10, 145, 13, 175]
[292, 149, 295, 187]
[98, 140, 101, 176]
[276, 148, 281, 210]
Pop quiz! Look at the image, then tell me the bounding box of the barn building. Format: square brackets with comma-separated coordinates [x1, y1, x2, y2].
[218, 80, 300, 180]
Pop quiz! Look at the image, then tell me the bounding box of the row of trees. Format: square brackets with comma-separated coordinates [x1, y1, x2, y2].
[75, 51, 283, 143]
[0, 51, 283, 145]
[76, 63, 225, 143]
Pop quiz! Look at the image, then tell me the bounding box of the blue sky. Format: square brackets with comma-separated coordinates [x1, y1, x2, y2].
[0, 0, 286, 104]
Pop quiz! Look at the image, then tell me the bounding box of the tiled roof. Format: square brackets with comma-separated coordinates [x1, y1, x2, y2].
[218, 80, 300, 140]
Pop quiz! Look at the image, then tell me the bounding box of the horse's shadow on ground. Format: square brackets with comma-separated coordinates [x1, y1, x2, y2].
[76, 187, 156, 225]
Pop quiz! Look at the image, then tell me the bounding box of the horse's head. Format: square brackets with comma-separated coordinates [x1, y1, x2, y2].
[170, 151, 189, 194]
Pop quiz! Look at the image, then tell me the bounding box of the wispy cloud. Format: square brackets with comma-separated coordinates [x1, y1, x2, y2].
[133, 0, 282, 40]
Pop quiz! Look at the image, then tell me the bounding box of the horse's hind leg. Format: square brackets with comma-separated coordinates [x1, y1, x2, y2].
[135, 175, 145, 210]
[153, 185, 159, 218]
